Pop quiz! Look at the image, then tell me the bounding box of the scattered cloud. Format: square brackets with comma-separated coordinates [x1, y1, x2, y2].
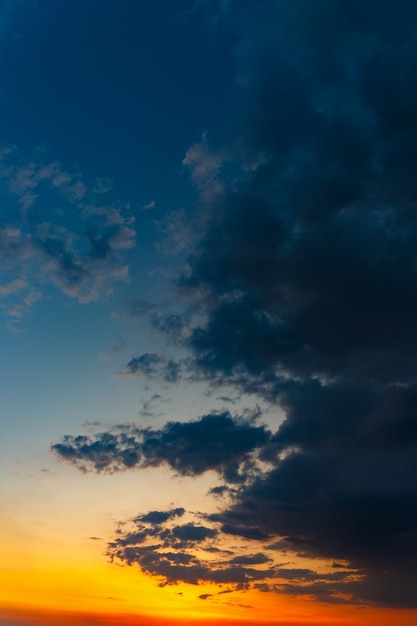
[0, 146, 136, 321]
[154, 208, 195, 255]
[106, 506, 358, 595]
[107, 508, 278, 588]
[123, 353, 185, 383]
[138, 394, 168, 420]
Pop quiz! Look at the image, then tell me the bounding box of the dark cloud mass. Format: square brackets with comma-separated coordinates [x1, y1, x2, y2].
[54, 0, 417, 608]
[171, 0, 417, 606]
[52, 410, 270, 481]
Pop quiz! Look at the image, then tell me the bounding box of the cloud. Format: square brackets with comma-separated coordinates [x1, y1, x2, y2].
[0, 147, 135, 319]
[107, 508, 277, 587]
[0, 278, 26, 295]
[150, 0, 417, 604]
[106, 506, 357, 594]
[119, 299, 156, 320]
[138, 394, 168, 420]
[138, 508, 185, 525]
[141, 200, 156, 210]
[93, 177, 113, 194]
[227, 553, 271, 566]
[52, 410, 270, 481]
[183, 134, 226, 201]
[53, 0, 417, 608]
[99, 339, 127, 360]
[124, 353, 184, 383]
[154, 208, 195, 256]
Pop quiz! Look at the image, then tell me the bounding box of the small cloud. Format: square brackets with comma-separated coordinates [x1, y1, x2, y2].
[154, 208, 194, 255]
[123, 352, 183, 383]
[141, 200, 156, 210]
[0, 278, 27, 295]
[124, 299, 155, 318]
[99, 339, 127, 360]
[93, 177, 113, 194]
[182, 133, 225, 200]
[138, 508, 185, 525]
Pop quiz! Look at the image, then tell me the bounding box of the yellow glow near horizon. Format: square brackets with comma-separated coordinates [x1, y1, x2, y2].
[2, 469, 417, 626]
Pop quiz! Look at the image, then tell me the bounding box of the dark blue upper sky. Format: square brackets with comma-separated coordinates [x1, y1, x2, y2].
[0, 1, 236, 208]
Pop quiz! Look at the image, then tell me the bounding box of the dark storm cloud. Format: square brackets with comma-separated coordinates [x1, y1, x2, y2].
[170, 0, 417, 606]
[52, 410, 270, 481]
[176, 0, 417, 393]
[207, 384, 417, 604]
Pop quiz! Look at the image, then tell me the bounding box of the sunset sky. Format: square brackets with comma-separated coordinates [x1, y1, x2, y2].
[1, 1, 417, 625]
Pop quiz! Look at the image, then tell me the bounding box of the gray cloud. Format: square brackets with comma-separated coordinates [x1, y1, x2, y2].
[124, 353, 184, 383]
[161, 0, 417, 607]
[107, 506, 358, 595]
[52, 410, 271, 481]
[138, 508, 185, 525]
[107, 509, 278, 587]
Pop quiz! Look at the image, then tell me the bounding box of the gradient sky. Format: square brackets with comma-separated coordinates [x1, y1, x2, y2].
[1, 1, 417, 625]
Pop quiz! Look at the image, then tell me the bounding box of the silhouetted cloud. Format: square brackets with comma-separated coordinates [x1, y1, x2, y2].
[124, 353, 184, 383]
[52, 410, 270, 481]
[107, 506, 357, 593]
[107, 508, 278, 587]
[138, 508, 185, 525]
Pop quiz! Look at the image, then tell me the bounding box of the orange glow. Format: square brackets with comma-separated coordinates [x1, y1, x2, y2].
[2, 604, 417, 626]
[2, 511, 417, 626]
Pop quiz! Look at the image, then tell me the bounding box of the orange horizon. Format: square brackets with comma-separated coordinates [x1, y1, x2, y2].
[2, 605, 417, 626]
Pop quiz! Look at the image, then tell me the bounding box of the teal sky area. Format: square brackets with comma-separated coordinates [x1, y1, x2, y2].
[0, 0, 239, 458]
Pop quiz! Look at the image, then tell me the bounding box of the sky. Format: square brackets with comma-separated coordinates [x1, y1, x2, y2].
[1, 1, 417, 625]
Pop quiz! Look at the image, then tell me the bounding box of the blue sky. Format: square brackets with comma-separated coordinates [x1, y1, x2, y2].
[2, 1, 417, 623]
[0, 0, 237, 450]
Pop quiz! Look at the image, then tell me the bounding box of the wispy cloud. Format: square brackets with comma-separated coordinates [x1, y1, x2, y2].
[141, 200, 156, 210]
[0, 146, 136, 321]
